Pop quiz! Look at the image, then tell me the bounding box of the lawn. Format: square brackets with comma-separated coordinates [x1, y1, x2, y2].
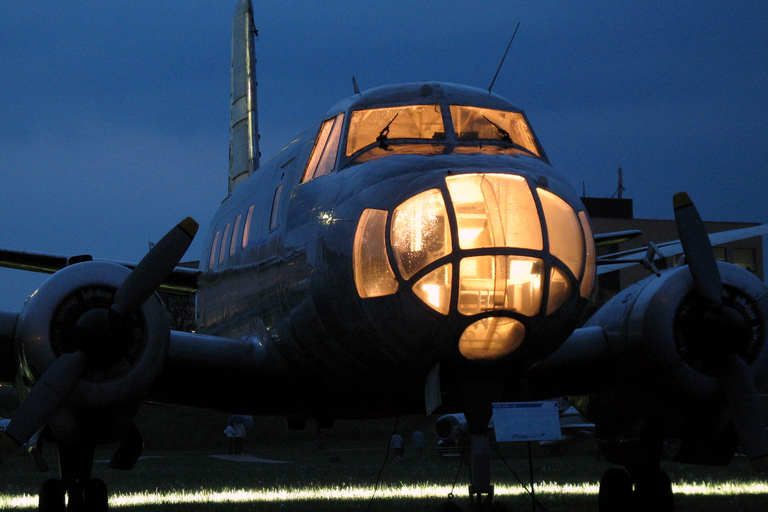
[2, 420, 767, 512]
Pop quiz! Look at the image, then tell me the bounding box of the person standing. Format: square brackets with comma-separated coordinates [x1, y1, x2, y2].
[233, 419, 246, 454]
[411, 429, 426, 461]
[224, 421, 236, 454]
[390, 433, 404, 462]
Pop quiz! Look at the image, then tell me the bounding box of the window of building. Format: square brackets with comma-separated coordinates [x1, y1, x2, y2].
[734, 247, 757, 271]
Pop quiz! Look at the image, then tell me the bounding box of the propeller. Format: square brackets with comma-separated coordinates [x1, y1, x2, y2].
[673, 192, 768, 470]
[0, 217, 198, 454]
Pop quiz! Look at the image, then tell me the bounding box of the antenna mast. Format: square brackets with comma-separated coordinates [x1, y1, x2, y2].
[488, 22, 520, 93]
[611, 167, 625, 199]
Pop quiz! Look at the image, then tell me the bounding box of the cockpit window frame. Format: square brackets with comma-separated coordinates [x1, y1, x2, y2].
[337, 101, 545, 169]
[302, 112, 345, 183]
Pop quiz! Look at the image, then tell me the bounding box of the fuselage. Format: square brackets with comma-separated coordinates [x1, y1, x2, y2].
[194, 82, 596, 414]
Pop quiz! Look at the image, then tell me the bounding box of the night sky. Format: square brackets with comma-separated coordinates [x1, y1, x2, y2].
[1, 1, 766, 309]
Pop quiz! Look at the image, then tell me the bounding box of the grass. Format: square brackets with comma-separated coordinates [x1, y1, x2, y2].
[2, 428, 767, 512]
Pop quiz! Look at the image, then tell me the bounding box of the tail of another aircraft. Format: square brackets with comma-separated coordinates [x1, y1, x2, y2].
[228, 0, 259, 194]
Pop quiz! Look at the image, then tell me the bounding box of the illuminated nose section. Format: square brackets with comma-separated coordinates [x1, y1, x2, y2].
[353, 173, 596, 360]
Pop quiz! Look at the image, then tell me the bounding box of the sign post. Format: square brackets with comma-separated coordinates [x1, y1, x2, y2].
[492, 401, 562, 512]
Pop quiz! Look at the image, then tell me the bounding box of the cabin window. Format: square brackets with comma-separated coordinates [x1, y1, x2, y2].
[219, 223, 232, 264]
[346, 104, 444, 156]
[209, 230, 221, 270]
[449, 106, 540, 157]
[242, 205, 254, 249]
[269, 185, 283, 231]
[302, 113, 344, 182]
[230, 214, 243, 257]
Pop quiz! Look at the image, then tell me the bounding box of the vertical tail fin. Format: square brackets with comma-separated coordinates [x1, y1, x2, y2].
[229, 0, 260, 194]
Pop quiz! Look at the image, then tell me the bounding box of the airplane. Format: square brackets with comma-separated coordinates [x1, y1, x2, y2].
[1, 1, 767, 511]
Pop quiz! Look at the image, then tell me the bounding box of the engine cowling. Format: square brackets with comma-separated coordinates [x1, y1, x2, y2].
[586, 262, 768, 409]
[15, 261, 170, 411]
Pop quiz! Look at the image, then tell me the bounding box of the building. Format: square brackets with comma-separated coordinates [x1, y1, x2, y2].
[583, 197, 764, 305]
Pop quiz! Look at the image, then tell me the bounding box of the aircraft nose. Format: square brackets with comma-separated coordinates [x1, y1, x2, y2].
[352, 172, 595, 360]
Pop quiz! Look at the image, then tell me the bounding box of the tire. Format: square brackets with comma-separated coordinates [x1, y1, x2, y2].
[598, 468, 633, 512]
[39, 479, 66, 512]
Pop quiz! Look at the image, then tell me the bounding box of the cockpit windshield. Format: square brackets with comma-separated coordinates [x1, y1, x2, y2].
[346, 105, 445, 156]
[450, 106, 540, 157]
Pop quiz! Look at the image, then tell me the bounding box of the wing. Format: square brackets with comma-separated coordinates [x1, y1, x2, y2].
[596, 224, 768, 275]
[0, 247, 199, 295]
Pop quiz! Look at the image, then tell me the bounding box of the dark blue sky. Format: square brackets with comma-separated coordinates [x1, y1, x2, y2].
[0, 1, 766, 308]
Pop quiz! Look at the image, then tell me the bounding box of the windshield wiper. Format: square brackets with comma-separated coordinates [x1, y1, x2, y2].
[376, 113, 399, 150]
[482, 115, 512, 144]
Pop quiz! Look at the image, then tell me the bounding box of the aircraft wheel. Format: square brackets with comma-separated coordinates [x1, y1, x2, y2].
[598, 468, 633, 512]
[634, 468, 673, 512]
[39, 479, 65, 512]
[83, 478, 109, 512]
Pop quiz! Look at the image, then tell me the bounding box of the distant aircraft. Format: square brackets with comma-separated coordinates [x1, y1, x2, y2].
[1, 1, 766, 511]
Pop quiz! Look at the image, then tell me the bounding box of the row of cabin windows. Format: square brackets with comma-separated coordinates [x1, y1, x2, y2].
[207, 185, 284, 270]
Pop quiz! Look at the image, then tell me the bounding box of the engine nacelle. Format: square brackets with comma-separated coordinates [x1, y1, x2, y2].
[14, 261, 170, 410]
[587, 262, 768, 405]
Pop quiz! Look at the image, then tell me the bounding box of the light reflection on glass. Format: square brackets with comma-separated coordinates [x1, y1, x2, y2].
[390, 189, 451, 280]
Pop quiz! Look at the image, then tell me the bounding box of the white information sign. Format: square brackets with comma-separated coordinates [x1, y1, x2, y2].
[492, 401, 562, 442]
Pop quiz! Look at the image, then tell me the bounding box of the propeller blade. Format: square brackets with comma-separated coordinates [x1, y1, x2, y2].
[722, 355, 768, 471]
[108, 422, 144, 470]
[111, 217, 198, 316]
[673, 192, 722, 307]
[0, 351, 86, 454]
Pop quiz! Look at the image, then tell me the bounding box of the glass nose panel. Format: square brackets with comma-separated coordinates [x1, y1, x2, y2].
[458, 255, 543, 317]
[459, 317, 526, 360]
[413, 264, 452, 315]
[390, 189, 452, 280]
[446, 174, 542, 250]
[538, 188, 584, 278]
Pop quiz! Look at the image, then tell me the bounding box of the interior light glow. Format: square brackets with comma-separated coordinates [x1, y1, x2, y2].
[538, 188, 584, 278]
[353, 209, 398, 298]
[390, 189, 451, 280]
[578, 211, 597, 299]
[459, 316, 525, 360]
[446, 174, 542, 250]
[346, 104, 444, 156]
[449, 105, 540, 156]
[458, 256, 542, 316]
[413, 264, 452, 315]
[547, 266, 572, 314]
